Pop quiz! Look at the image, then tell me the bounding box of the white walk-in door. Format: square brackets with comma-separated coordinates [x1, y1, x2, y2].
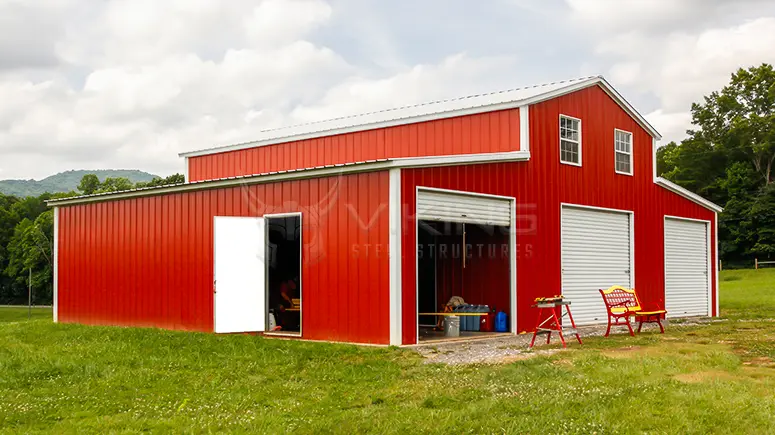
[664, 218, 710, 317]
[416, 189, 512, 226]
[214, 216, 266, 333]
[561, 206, 633, 325]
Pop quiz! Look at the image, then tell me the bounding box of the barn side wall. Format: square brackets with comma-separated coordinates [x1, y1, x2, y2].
[400, 86, 717, 345]
[57, 171, 391, 344]
[187, 109, 521, 182]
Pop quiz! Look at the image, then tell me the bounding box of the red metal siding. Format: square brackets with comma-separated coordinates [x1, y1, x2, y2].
[187, 109, 521, 182]
[400, 85, 717, 345]
[57, 172, 391, 344]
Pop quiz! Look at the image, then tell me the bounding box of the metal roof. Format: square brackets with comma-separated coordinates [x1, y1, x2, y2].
[46, 159, 391, 206]
[47, 151, 532, 207]
[179, 75, 661, 158]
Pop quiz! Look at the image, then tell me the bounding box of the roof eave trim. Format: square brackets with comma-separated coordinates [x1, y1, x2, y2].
[655, 177, 723, 213]
[48, 151, 531, 207]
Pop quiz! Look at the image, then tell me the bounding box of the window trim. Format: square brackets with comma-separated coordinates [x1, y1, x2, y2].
[614, 128, 633, 176]
[559, 114, 582, 167]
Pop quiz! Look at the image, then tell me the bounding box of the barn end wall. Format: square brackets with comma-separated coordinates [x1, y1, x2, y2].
[400, 85, 717, 345]
[56, 171, 391, 344]
[188, 109, 521, 182]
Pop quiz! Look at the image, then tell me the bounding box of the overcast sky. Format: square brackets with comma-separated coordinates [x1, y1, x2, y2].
[1, 0, 774, 180]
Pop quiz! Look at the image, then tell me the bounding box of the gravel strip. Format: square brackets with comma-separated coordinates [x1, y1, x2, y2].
[413, 318, 714, 365]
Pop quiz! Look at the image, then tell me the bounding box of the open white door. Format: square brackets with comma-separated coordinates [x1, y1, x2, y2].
[214, 216, 266, 333]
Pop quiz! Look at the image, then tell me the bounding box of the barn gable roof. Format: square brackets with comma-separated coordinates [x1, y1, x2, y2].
[179, 75, 662, 158]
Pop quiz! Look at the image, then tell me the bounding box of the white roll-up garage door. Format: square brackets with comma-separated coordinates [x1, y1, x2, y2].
[664, 218, 710, 317]
[417, 189, 512, 226]
[561, 206, 633, 325]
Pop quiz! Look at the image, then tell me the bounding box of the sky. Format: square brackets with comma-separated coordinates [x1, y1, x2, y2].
[1, 0, 775, 180]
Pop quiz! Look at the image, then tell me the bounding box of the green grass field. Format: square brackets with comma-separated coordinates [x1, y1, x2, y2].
[1, 270, 774, 434]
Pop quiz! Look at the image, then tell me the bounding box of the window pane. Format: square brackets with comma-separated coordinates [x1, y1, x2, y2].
[561, 140, 579, 163]
[616, 152, 630, 173]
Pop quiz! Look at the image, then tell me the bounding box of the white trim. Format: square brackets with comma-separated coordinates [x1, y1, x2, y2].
[655, 177, 724, 213]
[519, 105, 530, 152]
[415, 187, 518, 343]
[559, 114, 582, 167]
[714, 213, 719, 317]
[53, 207, 59, 323]
[510, 199, 518, 334]
[663, 215, 713, 317]
[179, 76, 661, 158]
[415, 187, 420, 345]
[397, 151, 530, 168]
[388, 168, 403, 346]
[560, 202, 636, 293]
[652, 137, 658, 182]
[48, 151, 531, 208]
[183, 157, 189, 183]
[614, 128, 634, 176]
[263, 212, 303, 337]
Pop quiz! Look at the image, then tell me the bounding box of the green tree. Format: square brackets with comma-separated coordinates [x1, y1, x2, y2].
[690, 63, 775, 185]
[4, 211, 53, 304]
[97, 177, 134, 193]
[659, 63, 775, 264]
[78, 174, 101, 195]
[135, 173, 185, 188]
[750, 183, 775, 258]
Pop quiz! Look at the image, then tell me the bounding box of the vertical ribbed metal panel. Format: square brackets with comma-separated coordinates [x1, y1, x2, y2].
[400, 85, 718, 344]
[664, 218, 710, 317]
[57, 172, 391, 344]
[187, 109, 521, 182]
[561, 206, 631, 325]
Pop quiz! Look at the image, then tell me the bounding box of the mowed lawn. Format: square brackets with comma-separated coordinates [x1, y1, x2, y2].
[1, 271, 774, 434]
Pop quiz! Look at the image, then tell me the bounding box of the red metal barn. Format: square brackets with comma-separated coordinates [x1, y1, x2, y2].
[50, 76, 722, 345]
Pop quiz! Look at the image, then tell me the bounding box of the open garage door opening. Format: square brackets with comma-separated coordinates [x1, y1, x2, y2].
[415, 188, 515, 343]
[266, 214, 302, 336]
[417, 221, 512, 342]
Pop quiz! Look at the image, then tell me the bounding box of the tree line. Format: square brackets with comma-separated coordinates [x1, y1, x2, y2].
[0, 174, 183, 304]
[657, 63, 775, 267]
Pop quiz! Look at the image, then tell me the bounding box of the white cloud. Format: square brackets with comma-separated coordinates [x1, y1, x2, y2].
[563, 0, 775, 144]
[609, 17, 775, 143]
[289, 53, 521, 122]
[2, 0, 775, 179]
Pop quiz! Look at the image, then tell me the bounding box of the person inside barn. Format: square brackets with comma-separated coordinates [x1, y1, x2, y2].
[270, 278, 298, 331]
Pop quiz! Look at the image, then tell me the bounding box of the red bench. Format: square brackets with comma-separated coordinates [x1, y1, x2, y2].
[599, 286, 666, 337]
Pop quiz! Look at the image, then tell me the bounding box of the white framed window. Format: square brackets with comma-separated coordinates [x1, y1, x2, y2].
[615, 129, 633, 175]
[559, 115, 581, 166]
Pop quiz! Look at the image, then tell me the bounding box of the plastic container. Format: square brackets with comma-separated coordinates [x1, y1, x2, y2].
[455, 305, 470, 331]
[471, 305, 483, 332]
[443, 315, 460, 337]
[495, 311, 509, 332]
[480, 306, 493, 332]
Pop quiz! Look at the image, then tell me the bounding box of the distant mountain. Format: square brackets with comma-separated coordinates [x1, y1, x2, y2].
[0, 170, 159, 197]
